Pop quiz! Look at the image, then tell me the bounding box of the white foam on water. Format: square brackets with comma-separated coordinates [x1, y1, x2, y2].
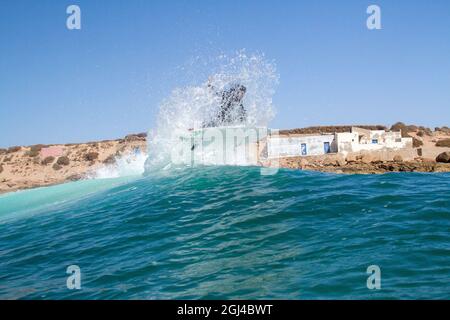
[91, 151, 148, 179]
[145, 51, 279, 171]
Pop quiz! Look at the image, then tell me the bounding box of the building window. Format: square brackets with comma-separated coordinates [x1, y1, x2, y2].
[372, 139, 378, 144]
[301, 143, 307, 156]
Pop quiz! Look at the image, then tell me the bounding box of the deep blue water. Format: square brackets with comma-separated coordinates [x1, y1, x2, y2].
[0, 167, 449, 299]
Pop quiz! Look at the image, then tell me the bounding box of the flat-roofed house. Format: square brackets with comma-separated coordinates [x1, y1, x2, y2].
[267, 133, 337, 158]
[265, 127, 413, 159]
[335, 127, 413, 154]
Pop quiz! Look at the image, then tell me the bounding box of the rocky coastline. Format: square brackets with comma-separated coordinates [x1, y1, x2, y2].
[268, 123, 450, 174]
[1, 123, 450, 194]
[276, 155, 450, 174]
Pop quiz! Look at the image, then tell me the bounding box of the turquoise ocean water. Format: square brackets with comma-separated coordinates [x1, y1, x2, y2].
[0, 167, 449, 299]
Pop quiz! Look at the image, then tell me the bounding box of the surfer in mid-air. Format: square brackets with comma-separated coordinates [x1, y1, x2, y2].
[191, 80, 248, 150]
[191, 81, 247, 150]
[203, 80, 247, 127]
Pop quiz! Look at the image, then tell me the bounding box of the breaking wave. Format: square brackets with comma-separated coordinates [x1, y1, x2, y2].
[145, 51, 279, 170]
[87, 51, 279, 178]
[90, 151, 148, 179]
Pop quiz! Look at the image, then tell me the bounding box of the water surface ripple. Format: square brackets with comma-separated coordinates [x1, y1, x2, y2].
[0, 167, 449, 299]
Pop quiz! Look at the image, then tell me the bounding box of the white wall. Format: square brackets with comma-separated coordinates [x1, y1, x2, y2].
[266, 129, 413, 159]
[267, 134, 336, 158]
[336, 131, 413, 154]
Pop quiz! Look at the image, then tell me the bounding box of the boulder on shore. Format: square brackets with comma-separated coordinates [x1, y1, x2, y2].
[361, 154, 374, 164]
[345, 154, 357, 162]
[436, 152, 450, 163]
[335, 159, 347, 167]
[299, 159, 308, 169]
[66, 173, 84, 181]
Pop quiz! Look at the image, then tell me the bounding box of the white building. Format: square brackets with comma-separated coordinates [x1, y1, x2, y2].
[267, 134, 337, 158]
[335, 127, 413, 154]
[266, 127, 413, 159]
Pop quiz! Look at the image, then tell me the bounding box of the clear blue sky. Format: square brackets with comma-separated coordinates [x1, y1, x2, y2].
[1, 0, 450, 147]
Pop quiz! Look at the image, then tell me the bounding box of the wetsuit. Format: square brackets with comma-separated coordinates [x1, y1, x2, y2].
[204, 84, 247, 127]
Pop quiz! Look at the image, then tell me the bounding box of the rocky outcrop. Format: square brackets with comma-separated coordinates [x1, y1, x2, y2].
[276, 156, 450, 174]
[436, 139, 450, 147]
[436, 152, 450, 163]
[124, 133, 147, 142]
[66, 173, 84, 181]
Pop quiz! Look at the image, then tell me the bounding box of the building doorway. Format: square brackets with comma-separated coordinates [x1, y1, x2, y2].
[301, 143, 307, 156]
[324, 142, 330, 154]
